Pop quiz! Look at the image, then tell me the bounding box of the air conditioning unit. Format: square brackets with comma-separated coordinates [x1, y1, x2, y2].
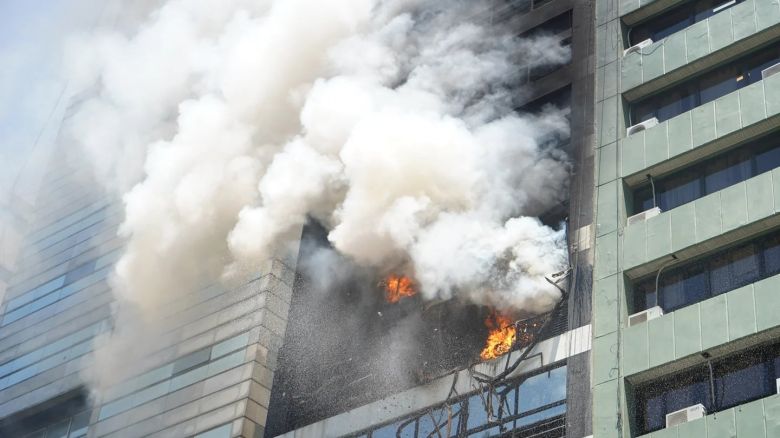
[666, 404, 706, 428]
[776, 378, 780, 394]
[762, 62, 780, 80]
[626, 117, 659, 136]
[623, 38, 653, 56]
[627, 206, 661, 226]
[628, 306, 664, 327]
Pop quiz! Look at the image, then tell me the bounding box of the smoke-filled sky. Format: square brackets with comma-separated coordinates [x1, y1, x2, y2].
[0, 0, 100, 202]
[57, 0, 573, 318]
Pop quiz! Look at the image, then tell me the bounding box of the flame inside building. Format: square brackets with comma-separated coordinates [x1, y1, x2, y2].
[383, 275, 416, 303]
[480, 311, 518, 360]
[266, 221, 570, 434]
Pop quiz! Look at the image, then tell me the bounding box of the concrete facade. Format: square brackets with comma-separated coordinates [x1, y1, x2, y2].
[592, 0, 780, 436]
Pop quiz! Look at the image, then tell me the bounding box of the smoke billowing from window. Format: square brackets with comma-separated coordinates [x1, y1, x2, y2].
[64, 0, 572, 390]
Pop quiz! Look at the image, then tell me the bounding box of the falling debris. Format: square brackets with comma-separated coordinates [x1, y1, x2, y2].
[480, 310, 517, 360]
[383, 274, 416, 303]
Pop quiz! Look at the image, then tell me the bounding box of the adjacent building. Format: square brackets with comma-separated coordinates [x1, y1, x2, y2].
[593, 0, 780, 436]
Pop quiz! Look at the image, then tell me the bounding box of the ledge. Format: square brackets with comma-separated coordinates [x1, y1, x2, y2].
[622, 0, 780, 100]
[620, 74, 780, 187]
[278, 325, 592, 438]
[620, 0, 683, 25]
[637, 392, 780, 438]
[622, 274, 780, 379]
[622, 170, 780, 277]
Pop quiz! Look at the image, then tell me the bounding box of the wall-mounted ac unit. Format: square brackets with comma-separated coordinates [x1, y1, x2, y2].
[628, 306, 664, 327]
[623, 38, 653, 57]
[666, 404, 706, 428]
[762, 62, 780, 80]
[627, 206, 661, 227]
[626, 117, 658, 136]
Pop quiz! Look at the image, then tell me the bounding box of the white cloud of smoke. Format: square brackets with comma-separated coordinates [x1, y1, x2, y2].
[67, 0, 571, 331]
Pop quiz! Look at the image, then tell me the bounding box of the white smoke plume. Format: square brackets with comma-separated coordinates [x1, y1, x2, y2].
[67, 0, 571, 339]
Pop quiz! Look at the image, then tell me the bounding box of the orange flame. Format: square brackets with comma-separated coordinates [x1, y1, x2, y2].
[480, 311, 517, 360]
[383, 275, 416, 303]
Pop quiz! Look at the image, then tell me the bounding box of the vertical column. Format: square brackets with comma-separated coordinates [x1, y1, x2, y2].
[592, 0, 626, 437]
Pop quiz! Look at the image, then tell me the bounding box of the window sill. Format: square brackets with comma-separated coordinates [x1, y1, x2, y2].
[636, 393, 780, 438]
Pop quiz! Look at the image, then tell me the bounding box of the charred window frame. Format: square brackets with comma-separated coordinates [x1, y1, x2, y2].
[356, 361, 568, 438]
[633, 341, 780, 435]
[630, 133, 780, 214]
[627, 0, 743, 47]
[631, 229, 780, 314]
[629, 44, 780, 124]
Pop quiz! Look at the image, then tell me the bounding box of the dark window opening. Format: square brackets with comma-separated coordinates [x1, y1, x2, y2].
[632, 229, 780, 314]
[516, 12, 573, 83]
[628, 0, 743, 47]
[520, 11, 573, 39]
[518, 85, 572, 115]
[517, 86, 572, 151]
[499, 0, 559, 18]
[630, 44, 780, 124]
[635, 341, 780, 435]
[0, 392, 90, 438]
[267, 222, 492, 435]
[267, 221, 571, 435]
[631, 132, 780, 214]
[540, 201, 569, 230]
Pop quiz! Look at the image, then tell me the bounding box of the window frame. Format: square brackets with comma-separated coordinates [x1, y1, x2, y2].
[630, 133, 780, 215]
[627, 0, 743, 47]
[634, 342, 780, 435]
[358, 362, 569, 438]
[628, 44, 780, 125]
[632, 228, 780, 314]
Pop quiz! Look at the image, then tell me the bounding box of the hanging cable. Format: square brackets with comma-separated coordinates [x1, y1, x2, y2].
[474, 269, 571, 385]
[653, 255, 677, 308]
[703, 353, 717, 413]
[647, 174, 658, 210]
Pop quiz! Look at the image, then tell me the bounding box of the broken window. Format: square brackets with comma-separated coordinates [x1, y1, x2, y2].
[360, 362, 567, 438]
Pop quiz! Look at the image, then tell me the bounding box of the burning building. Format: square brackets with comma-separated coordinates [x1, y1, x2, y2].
[0, 0, 598, 437]
[262, 0, 596, 436]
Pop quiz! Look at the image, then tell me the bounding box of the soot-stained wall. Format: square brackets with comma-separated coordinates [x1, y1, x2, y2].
[266, 221, 491, 435]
